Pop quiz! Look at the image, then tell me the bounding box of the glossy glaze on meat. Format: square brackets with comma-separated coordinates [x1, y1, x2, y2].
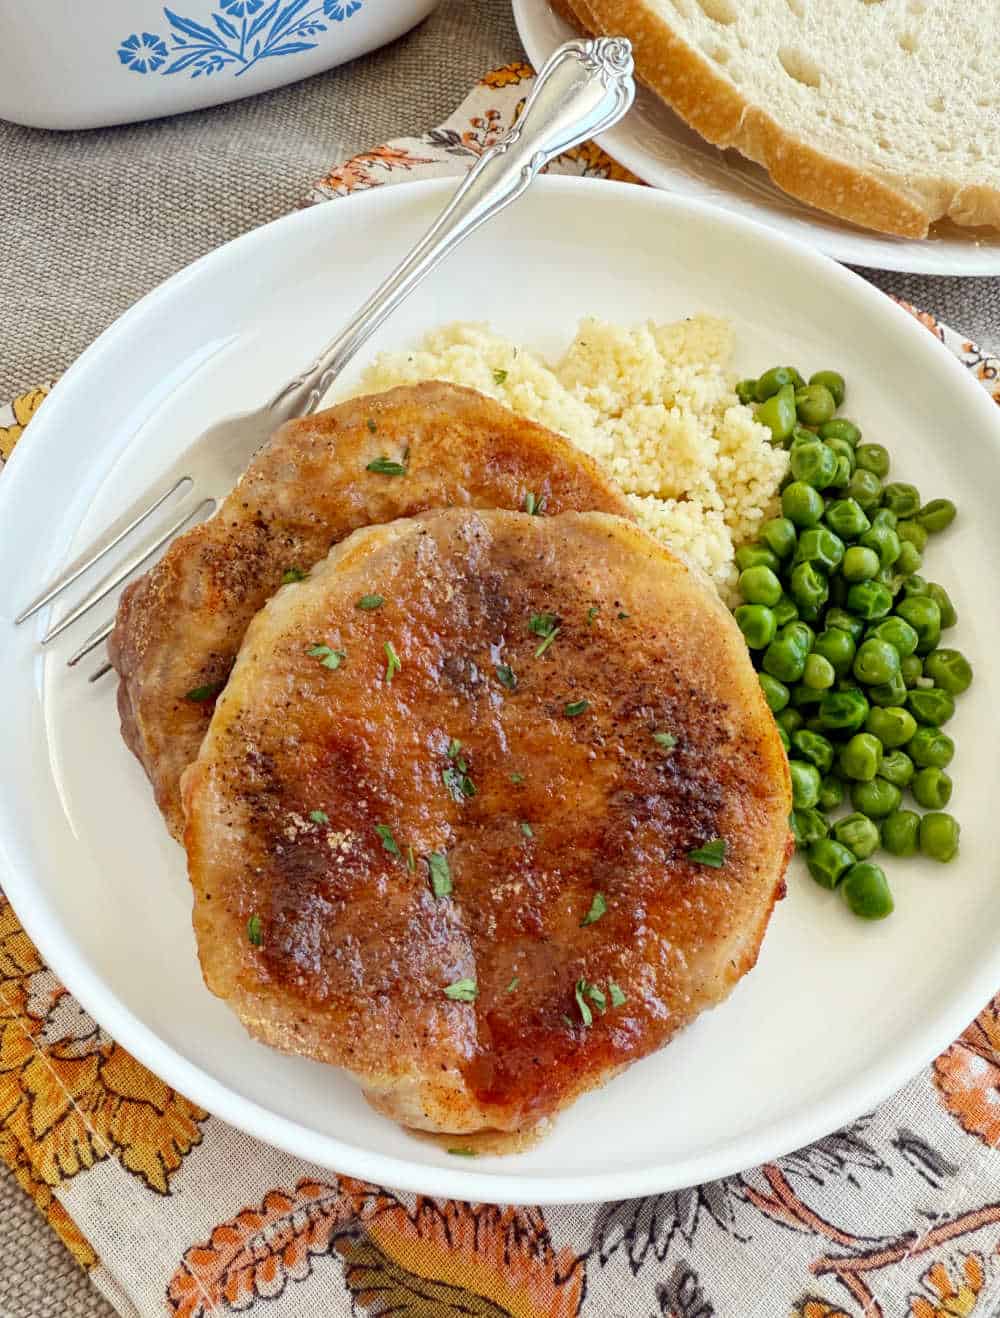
[108, 383, 631, 838]
[183, 510, 792, 1138]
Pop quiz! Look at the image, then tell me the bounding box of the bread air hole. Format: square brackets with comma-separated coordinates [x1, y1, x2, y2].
[898, 30, 919, 53]
[695, 0, 738, 24]
[778, 46, 822, 89]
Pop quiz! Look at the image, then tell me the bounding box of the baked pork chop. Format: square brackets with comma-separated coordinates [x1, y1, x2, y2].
[108, 382, 630, 839]
[183, 509, 792, 1139]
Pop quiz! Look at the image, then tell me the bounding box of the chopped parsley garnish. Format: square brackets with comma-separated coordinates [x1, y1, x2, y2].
[447, 739, 462, 759]
[307, 644, 346, 670]
[523, 491, 546, 516]
[493, 368, 508, 385]
[564, 699, 590, 718]
[586, 606, 600, 625]
[506, 976, 519, 993]
[561, 1013, 575, 1029]
[580, 892, 607, 926]
[618, 611, 630, 620]
[185, 682, 223, 702]
[443, 978, 478, 1003]
[428, 852, 452, 898]
[374, 823, 401, 858]
[687, 838, 727, 868]
[448, 1147, 477, 1157]
[510, 772, 525, 785]
[357, 594, 384, 610]
[247, 914, 262, 946]
[574, 979, 593, 1028]
[281, 567, 307, 584]
[366, 417, 377, 433]
[406, 845, 415, 873]
[384, 641, 401, 683]
[529, 612, 561, 658]
[520, 821, 534, 838]
[496, 664, 518, 691]
[366, 455, 407, 476]
[608, 980, 626, 1008]
[585, 982, 607, 1013]
[652, 731, 677, 751]
[443, 761, 477, 802]
[309, 809, 329, 825]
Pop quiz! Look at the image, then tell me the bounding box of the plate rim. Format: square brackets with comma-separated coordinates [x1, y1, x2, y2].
[2, 174, 999, 1205]
[512, 0, 1000, 277]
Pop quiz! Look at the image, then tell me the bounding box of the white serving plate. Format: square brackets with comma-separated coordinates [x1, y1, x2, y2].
[1, 177, 998, 1206]
[514, 0, 1000, 276]
[0, 0, 439, 130]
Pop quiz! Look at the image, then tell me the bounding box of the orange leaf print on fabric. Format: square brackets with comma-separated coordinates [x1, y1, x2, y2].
[356, 1199, 586, 1318]
[0, 386, 48, 462]
[0, 1125, 97, 1269]
[934, 998, 1000, 1146]
[167, 1177, 394, 1317]
[559, 140, 641, 184]
[481, 61, 534, 88]
[318, 145, 435, 195]
[910, 1254, 985, 1318]
[792, 1302, 853, 1318]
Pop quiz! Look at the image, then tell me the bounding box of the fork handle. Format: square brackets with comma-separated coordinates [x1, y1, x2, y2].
[268, 37, 634, 420]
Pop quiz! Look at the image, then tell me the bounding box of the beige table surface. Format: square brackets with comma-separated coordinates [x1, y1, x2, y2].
[0, 2, 996, 1313]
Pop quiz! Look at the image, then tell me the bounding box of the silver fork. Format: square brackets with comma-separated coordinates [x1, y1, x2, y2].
[14, 37, 634, 681]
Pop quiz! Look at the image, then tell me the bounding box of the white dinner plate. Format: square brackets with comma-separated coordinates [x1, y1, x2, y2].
[515, 0, 1000, 276]
[1, 177, 998, 1206]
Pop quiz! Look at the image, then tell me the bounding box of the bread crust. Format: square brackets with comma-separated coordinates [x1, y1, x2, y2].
[552, 0, 998, 238]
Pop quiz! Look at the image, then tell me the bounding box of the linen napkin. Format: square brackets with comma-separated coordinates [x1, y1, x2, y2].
[2, 62, 1000, 1318]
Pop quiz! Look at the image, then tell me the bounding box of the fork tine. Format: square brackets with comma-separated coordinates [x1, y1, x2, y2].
[89, 661, 113, 683]
[15, 473, 191, 624]
[67, 615, 115, 668]
[42, 497, 215, 645]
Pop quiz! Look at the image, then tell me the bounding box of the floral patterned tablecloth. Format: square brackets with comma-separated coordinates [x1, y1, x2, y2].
[2, 62, 1000, 1318]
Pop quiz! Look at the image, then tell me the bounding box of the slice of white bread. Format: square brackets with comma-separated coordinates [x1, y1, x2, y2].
[551, 0, 999, 237]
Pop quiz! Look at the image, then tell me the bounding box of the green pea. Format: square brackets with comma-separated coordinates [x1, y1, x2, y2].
[789, 760, 821, 809]
[825, 608, 865, 642]
[879, 749, 915, 788]
[824, 436, 856, 474]
[848, 581, 893, 621]
[841, 545, 880, 582]
[830, 454, 852, 490]
[907, 727, 954, 768]
[762, 624, 810, 683]
[853, 638, 901, 686]
[907, 687, 955, 726]
[739, 565, 783, 606]
[812, 627, 856, 676]
[896, 520, 928, 552]
[894, 540, 923, 578]
[806, 838, 855, 890]
[919, 812, 960, 863]
[794, 527, 845, 572]
[790, 561, 828, 612]
[923, 648, 972, 695]
[782, 481, 825, 527]
[807, 370, 844, 407]
[882, 482, 921, 517]
[866, 616, 919, 658]
[790, 441, 838, 489]
[859, 523, 901, 568]
[850, 777, 902, 819]
[868, 673, 908, 707]
[760, 516, 797, 560]
[900, 655, 924, 689]
[841, 862, 894, 919]
[865, 705, 917, 748]
[734, 604, 776, 650]
[777, 724, 790, 751]
[832, 813, 880, 860]
[825, 498, 870, 541]
[912, 766, 953, 810]
[925, 582, 957, 629]
[818, 688, 869, 733]
[735, 544, 781, 574]
[736, 378, 758, 405]
[818, 774, 845, 811]
[772, 593, 799, 627]
[758, 673, 789, 713]
[802, 653, 835, 690]
[792, 807, 829, 850]
[786, 620, 815, 650]
[900, 574, 928, 598]
[871, 507, 898, 530]
[881, 810, 920, 857]
[756, 366, 804, 401]
[776, 707, 804, 736]
[791, 729, 835, 773]
[818, 418, 861, 446]
[847, 468, 883, 511]
[792, 684, 826, 709]
[854, 443, 890, 479]
[916, 498, 956, 534]
[756, 383, 797, 443]
[895, 594, 942, 654]
[795, 383, 836, 425]
[838, 732, 883, 782]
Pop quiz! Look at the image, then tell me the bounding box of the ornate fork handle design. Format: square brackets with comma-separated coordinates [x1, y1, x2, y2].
[269, 37, 634, 419]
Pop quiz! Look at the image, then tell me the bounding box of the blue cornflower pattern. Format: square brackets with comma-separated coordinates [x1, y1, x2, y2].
[117, 32, 170, 74]
[218, 0, 264, 15]
[323, 0, 363, 18]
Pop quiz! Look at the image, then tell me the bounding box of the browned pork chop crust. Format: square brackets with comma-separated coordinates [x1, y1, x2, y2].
[183, 509, 792, 1138]
[108, 382, 631, 838]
